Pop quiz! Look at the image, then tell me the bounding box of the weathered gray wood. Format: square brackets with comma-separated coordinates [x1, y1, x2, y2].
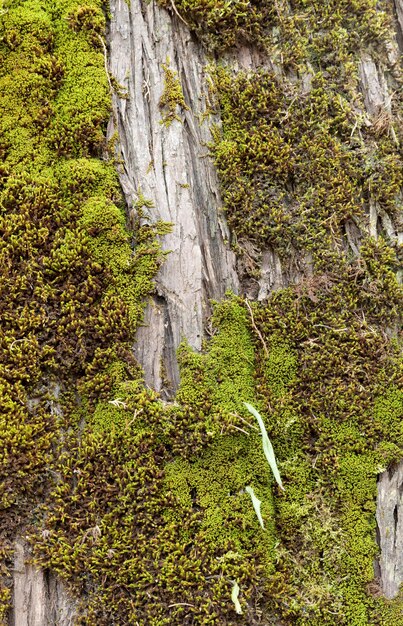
[358, 50, 402, 253]
[376, 463, 403, 598]
[359, 53, 389, 117]
[108, 0, 238, 394]
[8, 541, 76, 626]
[394, 0, 403, 49]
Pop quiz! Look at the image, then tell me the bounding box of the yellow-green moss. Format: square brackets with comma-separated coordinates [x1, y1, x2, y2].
[159, 61, 189, 127]
[157, 0, 274, 52]
[0, 0, 166, 614]
[177, 297, 256, 416]
[251, 279, 402, 623]
[34, 298, 278, 624]
[157, 0, 391, 61]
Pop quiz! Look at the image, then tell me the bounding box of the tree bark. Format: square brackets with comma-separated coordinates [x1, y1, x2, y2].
[108, 0, 239, 395]
[8, 541, 76, 626]
[6, 0, 403, 622]
[107, 0, 403, 606]
[376, 463, 403, 599]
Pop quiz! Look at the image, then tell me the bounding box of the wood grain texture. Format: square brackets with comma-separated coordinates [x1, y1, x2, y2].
[376, 462, 403, 598]
[108, 0, 238, 395]
[8, 541, 76, 626]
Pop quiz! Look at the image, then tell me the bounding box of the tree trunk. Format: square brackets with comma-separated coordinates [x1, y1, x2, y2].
[3, 0, 403, 624]
[8, 541, 75, 626]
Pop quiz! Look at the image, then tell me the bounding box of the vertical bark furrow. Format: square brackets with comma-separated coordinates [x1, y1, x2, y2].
[108, 0, 238, 393]
[9, 541, 76, 626]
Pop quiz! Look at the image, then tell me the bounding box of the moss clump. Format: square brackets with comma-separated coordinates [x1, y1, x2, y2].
[247, 268, 402, 624]
[157, 0, 275, 52]
[0, 0, 165, 613]
[78, 196, 170, 331]
[177, 297, 257, 416]
[210, 66, 403, 278]
[158, 0, 390, 60]
[263, 341, 297, 399]
[34, 298, 278, 624]
[159, 60, 189, 127]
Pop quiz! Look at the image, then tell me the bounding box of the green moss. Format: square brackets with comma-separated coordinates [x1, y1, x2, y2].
[0, 0, 165, 614]
[165, 436, 275, 559]
[34, 297, 278, 623]
[2, 0, 402, 623]
[157, 0, 274, 52]
[264, 341, 297, 399]
[177, 298, 256, 416]
[372, 592, 403, 626]
[250, 277, 402, 623]
[210, 67, 370, 270]
[157, 0, 390, 60]
[159, 61, 189, 127]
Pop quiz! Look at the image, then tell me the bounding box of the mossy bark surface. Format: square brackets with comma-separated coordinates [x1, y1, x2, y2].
[1, 0, 403, 625]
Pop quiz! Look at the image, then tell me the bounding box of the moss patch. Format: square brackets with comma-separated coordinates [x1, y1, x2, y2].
[157, 0, 275, 52]
[249, 269, 402, 624]
[0, 0, 165, 615]
[159, 60, 189, 127]
[34, 298, 278, 624]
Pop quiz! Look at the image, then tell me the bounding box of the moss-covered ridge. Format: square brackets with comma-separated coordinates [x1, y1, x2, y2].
[0, 0, 166, 617]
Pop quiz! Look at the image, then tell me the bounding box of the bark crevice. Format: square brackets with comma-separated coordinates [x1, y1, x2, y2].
[108, 0, 238, 393]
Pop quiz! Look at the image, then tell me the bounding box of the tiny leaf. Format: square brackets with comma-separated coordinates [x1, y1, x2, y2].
[245, 485, 265, 529]
[231, 580, 242, 614]
[244, 402, 284, 490]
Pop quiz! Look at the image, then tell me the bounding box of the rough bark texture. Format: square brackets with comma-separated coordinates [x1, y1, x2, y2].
[5, 0, 403, 622]
[8, 541, 75, 626]
[108, 0, 238, 395]
[361, 35, 403, 600]
[359, 48, 403, 246]
[395, 0, 403, 48]
[376, 462, 403, 599]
